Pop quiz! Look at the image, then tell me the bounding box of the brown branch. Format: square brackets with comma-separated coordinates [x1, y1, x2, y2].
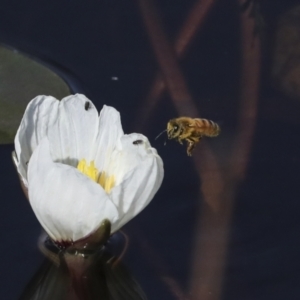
[136, 1, 227, 299]
[136, 0, 260, 299]
[134, 0, 216, 130]
[137, 0, 222, 210]
[137, 0, 196, 115]
[175, 0, 216, 55]
[231, 1, 260, 181]
[189, 1, 261, 299]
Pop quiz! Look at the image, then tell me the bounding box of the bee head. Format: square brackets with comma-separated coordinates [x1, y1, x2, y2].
[167, 119, 181, 139]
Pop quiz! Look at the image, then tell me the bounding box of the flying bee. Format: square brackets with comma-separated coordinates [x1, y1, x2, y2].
[166, 117, 220, 156]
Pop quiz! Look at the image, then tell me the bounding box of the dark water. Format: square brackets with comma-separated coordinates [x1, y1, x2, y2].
[1, 0, 300, 299]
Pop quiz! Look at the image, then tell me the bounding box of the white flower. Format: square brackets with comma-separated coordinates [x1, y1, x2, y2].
[14, 94, 164, 243]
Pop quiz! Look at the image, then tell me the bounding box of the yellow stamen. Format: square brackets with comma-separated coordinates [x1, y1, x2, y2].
[77, 159, 98, 181]
[77, 159, 115, 193]
[98, 171, 115, 193]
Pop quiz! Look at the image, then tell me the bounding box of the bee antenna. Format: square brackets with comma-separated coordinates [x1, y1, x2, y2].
[155, 129, 167, 140]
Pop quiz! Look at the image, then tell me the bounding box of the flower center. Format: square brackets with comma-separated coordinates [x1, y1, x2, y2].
[77, 159, 115, 193]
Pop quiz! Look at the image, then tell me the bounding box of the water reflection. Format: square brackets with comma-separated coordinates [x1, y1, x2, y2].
[20, 234, 147, 300]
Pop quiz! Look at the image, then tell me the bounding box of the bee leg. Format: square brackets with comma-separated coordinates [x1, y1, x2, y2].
[177, 137, 184, 145]
[186, 136, 201, 156]
[187, 141, 195, 156]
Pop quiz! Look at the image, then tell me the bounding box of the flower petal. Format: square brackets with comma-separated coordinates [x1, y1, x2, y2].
[47, 94, 99, 167]
[109, 134, 164, 232]
[14, 95, 59, 186]
[28, 138, 119, 242]
[93, 105, 124, 172]
[105, 133, 160, 185]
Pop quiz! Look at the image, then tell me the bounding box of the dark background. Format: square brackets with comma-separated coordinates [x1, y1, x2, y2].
[1, 0, 300, 299]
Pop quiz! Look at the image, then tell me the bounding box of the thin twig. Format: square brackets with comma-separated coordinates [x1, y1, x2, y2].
[134, 0, 216, 131]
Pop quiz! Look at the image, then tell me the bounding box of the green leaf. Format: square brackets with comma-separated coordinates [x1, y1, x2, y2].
[0, 45, 70, 144]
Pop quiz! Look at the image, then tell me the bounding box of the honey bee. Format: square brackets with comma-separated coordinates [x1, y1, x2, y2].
[166, 117, 220, 156]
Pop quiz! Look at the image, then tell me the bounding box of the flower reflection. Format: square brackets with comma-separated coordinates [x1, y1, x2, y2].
[20, 223, 147, 300]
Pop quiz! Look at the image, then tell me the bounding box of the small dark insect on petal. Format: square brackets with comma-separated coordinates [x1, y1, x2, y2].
[133, 140, 143, 145]
[84, 101, 90, 111]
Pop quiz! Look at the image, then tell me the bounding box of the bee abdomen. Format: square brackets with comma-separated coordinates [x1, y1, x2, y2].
[195, 118, 220, 137]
